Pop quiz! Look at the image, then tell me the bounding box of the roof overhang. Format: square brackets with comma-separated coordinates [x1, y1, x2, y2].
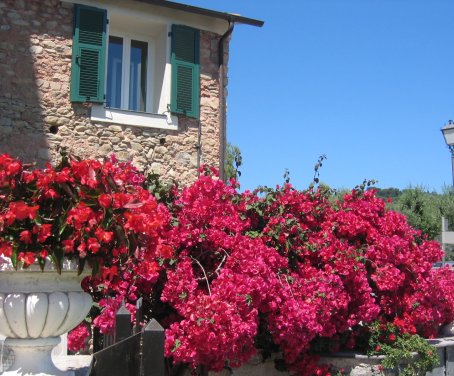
[135, 0, 264, 27]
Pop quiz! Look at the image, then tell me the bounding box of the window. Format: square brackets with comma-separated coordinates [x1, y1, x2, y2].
[70, 4, 201, 127]
[106, 36, 150, 112]
[105, 36, 122, 109]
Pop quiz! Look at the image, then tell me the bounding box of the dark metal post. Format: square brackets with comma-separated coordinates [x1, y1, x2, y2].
[450, 146, 454, 191]
[142, 319, 165, 376]
[92, 326, 102, 353]
[115, 301, 132, 343]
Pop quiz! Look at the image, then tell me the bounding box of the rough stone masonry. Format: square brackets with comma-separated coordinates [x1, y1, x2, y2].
[0, 0, 228, 186]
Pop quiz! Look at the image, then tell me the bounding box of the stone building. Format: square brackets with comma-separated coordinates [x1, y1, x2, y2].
[0, 0, 262, 185]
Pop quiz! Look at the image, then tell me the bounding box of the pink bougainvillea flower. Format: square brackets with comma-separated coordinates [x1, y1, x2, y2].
[68, 324, 90, 353]
[156, 244, 174, 259]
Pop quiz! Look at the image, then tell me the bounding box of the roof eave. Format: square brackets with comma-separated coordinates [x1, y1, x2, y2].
[134, 0, 264, 27]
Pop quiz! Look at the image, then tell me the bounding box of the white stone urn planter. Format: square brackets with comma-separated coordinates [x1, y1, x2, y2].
[0, 266, 92, 376]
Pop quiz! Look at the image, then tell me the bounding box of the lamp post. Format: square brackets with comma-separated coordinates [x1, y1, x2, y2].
[441, 120, 454, 191]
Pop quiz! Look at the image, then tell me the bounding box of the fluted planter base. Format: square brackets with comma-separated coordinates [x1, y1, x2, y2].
[0, 267, 92, 375]
[3, 337, 74, 376]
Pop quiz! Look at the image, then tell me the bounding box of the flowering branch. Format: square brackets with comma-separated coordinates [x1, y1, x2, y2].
[190, 255, 211, 296]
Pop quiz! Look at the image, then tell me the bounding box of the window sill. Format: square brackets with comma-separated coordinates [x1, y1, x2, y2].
[90, 105, 179, 130]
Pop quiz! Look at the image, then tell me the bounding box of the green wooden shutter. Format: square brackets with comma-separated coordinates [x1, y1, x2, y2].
[171, 25, 200, 119]
[70, 4, 107, 103]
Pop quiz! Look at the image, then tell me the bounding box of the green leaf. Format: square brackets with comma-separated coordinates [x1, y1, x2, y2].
[92, 260, 99, 277]
[245, 230, 261, 238]
[179, 291, 188, 300]
[172, 339, 181, 352]
[102, 208, 114, 228]
[38, 257, 46, 271]
[58, 221, 67, 237]
[77, 257, 86, 275]
[285, 275, 294, 284]
[34, 215, 43, 225]
[11, 250, 18, 269]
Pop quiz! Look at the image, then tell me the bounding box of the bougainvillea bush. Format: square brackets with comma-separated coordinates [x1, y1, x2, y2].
[1, 154, 454, 375]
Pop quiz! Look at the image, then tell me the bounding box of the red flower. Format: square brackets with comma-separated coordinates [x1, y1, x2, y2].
[7, 161, 21, 175]
[95, 229, 114, 244]
[20, 230, 32, 244]
[44, 188, 58, 199]
[0, 242, 13, 257]
[87, 238, 101, 254]
[55, 167, 73, 183]
[389, 333, 396, 341]
[62, 239, 75, 254]
[102, 266, 118, 281]
[77, 242, 87, 258]
[36, 224, 52, 243]
[19, 252, 36, 266]
[98, 194, 112, 208]
[112, 193, 132, 208]
[67, 204, 97, 230]
[9, 201, 39, 221]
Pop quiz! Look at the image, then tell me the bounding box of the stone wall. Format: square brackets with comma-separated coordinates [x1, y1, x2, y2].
[0, 0, 227, 186]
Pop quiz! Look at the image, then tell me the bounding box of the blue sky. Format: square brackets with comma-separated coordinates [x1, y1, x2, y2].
[185, 0, 454, 192]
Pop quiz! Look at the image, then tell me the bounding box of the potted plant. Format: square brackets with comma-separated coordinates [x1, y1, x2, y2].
[0, 152, 169, 375]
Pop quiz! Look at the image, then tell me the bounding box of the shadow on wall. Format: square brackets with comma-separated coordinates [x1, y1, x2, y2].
[0, 0, 73, 167]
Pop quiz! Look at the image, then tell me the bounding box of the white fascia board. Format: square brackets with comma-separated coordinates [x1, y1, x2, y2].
[61, 0, 228, 35]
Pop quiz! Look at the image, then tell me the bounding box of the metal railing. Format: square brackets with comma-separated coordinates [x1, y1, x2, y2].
[88, 298, 165, 376]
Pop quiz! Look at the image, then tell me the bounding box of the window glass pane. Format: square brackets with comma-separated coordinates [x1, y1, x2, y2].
[129, 40, 148, 112]
[106, 36, 123, 109]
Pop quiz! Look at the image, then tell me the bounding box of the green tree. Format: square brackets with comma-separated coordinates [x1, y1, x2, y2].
[225, 142, 242, 181]
[382, 186, 454, 260]
[374, 187, 402, 201]
[388, 187, 441, 240]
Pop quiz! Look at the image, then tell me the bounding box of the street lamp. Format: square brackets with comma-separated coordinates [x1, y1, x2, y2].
[441, 120, 454, 191]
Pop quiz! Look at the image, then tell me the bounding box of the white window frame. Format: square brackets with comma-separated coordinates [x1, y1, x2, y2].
[91, 18, 178, 130]
[106, 33, 154, 112]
